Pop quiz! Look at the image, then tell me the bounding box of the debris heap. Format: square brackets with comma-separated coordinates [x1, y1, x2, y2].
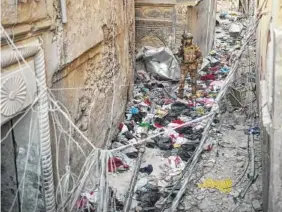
[74, 10, 260, 212]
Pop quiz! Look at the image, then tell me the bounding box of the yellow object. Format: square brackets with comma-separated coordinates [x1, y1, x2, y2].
[173, 144, 181, 148]
[196, 91, 203, 98]
[208, 93, 217, 98]
[210, 50, 216, 55]
[196, 107, 205, 115]
[198, 178, 232, 193]
[156, 109, 168, 117]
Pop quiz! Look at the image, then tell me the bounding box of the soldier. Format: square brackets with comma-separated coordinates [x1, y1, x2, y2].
[176, 33, 203, 99]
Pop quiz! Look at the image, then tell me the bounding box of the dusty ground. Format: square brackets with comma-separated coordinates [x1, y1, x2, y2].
[108, 110, 263, 212]
[182, 110, 262, 212]
[107, 2, 262, 212]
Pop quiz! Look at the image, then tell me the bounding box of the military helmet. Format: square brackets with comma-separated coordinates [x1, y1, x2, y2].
[182, 32, 193, 39]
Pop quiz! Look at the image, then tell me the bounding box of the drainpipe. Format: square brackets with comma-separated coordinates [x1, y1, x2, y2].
[1, 42, 56, 212]
[34, 48, 56, 212]
[60, 0, 67, 24]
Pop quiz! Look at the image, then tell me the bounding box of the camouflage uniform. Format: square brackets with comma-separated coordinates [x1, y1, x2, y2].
[177, 33, 203, 98]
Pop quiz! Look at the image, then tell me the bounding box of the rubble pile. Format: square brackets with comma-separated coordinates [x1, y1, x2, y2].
[179, 14, 261, 212]
[74, 10, 262, 212]
[181, 109, 262, 212]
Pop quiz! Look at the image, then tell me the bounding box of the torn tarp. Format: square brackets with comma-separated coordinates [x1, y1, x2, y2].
[136, 46, 181, 81]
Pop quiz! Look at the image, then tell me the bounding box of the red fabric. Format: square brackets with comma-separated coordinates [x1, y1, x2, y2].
[188, 100, 196, 108]
[174, 156, 182, 165]
[154, 123, 164, 128]
[172, 119, 185, 124]
[169, 134, 177, 142]
[205, 144, 213, 152]
[168, 156, 182, 166]
[118, 123, 124, 131]
[144, 98, 152, 106]
[200, 74, 215, 81]
[188, 103, 194, 107]
[108, 157, 129, 172]
[76, 197, 87, 209]
[164, 99, 174, 105]
[209, 66, 220, 72]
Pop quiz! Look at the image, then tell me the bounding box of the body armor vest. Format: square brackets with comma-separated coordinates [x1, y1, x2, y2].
[183, 45, 197, 64]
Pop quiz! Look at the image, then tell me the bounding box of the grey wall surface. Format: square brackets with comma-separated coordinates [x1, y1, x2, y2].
[1, 0, 135, 186]
[135, 0, 217, 55]
[1, 122, 19, 212]
[1, 110, 44, 212]
[13, 109, 45, 212]
[192, 0, 217, 56]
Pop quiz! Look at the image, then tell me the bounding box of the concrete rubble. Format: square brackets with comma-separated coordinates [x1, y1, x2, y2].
[74, 9, 262, 212]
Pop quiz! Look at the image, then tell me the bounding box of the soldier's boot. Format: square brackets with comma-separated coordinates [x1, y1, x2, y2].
[178, 67, 188, 99]
[190, 70, 197, 98]
[191, 83, 197, 97]
[178, 77, 185, 98]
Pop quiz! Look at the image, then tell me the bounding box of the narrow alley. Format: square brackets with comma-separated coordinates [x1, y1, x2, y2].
[1, 1, 282, 212]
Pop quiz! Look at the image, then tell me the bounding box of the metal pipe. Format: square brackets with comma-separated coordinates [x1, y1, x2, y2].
[1, 38, 56, 211]
[123, 147, 145, 212]
[34, 48, 56, 212]
[60, 0, 67, 24]
[1, 46, 40, 68]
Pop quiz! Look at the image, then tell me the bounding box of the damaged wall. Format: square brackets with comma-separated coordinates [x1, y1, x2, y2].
[256, 0, 282, 211]
[135, 0, 216, 55]
[1, 0, 135, 210]
[135, 0, 176, 50]
[175, 3, 189, 47]
[51, 1, 135, 176]
[1, 1, 54, 211]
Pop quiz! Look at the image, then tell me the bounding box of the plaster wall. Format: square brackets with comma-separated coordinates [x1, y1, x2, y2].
[1, 0, 135, 210]
[50, 0, 135, 175]
[1, 0, 52, 26]
[135, 1, 176, 50]
[256, 0, 282, 211]
[62, 0, 128, 64]
[188, 0, 217, 56]
[175, 4, 188, 48]
[135, 0, 216, 55]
